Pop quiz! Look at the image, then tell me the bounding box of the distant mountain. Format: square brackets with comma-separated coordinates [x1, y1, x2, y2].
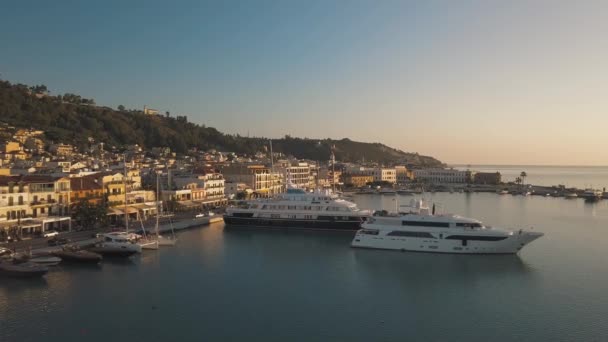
[0, 79, 443, 167]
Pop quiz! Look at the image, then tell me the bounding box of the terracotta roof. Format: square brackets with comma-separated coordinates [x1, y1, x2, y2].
[70, 176, 103, 191]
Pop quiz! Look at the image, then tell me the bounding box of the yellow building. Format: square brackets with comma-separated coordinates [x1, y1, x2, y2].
[0, 141, 21, 153]
[341, 174, 374, 188]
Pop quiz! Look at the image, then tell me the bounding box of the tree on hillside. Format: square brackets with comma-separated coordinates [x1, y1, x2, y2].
[118, 105, 125, 111]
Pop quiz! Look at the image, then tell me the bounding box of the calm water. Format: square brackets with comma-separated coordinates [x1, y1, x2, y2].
[2, 193, 608, 342]
[454, 165, 608, 189]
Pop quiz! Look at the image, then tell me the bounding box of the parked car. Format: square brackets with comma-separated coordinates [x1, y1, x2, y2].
[43, 230, 59, 238]
[47, 237, 70, 246]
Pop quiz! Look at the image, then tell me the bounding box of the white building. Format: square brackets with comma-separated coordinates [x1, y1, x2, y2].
[413, 169, 471, 184]
[280, 162, 312, 189]
[372, 168, 397, 184]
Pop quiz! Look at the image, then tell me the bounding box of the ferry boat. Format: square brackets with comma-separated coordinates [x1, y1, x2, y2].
[351, 199, 543, 254]
[224, 188, 372, 231]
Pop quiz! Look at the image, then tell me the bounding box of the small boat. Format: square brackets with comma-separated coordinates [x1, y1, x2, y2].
[28, 256, 62, 266]
[581, 189, 602, 202]
[497, 189, 509, 195]
[0, 260, 49, 278]
[158, 235, 177, 246]
[52, 245, 102, 264]
[379, 188, 396, 195]
[397, 189, 415, 196]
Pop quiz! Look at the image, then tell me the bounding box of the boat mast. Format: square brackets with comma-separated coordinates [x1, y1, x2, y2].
[269, 139, 274, 195]
[156, 171, 160, 237]
[123, 154, 128, 233]
[331, 144, 336, 193]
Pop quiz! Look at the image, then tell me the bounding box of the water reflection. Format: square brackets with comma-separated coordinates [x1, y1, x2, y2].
[353, 249, 531, 278]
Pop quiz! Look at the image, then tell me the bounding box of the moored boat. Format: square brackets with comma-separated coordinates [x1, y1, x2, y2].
[581, 189, 602, 202]
[52, 245, 102, 263]
[351, 199, 543, 254]
[0, 260, 49, 278]
[224, 187, 372, 231]
[28, 256, 62, 266]
[88, 233, 142, 257]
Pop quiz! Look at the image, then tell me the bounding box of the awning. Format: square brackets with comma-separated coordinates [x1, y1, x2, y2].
[108, 208, 124, 215]
[177, 200, 199, 207]
[124, 207, 139, 214]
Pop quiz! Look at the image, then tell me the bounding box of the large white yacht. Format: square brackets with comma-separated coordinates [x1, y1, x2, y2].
[224, 188, 372, 231]
[351, 199, 543, 254]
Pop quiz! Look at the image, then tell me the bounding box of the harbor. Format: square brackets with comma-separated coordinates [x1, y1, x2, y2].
[2, 193, 608, 341]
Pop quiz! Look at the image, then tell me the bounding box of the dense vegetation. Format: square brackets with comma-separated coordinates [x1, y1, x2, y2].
[0, 79, 443, 166]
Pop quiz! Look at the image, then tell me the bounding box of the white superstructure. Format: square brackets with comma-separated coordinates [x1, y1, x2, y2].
[351, 199, 543, 254]
[224, 188, 372, 230]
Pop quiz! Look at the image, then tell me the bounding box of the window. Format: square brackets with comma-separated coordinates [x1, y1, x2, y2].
[359, 229, 379, 235]
[445, 235, 507, 241]
[456, 223, 483, 228]
[8, 197, 13, 206]
[18, 196, 23, 205]
[402, 221, 449, 228]
[387, 231, 435, 238]
[270, 214, 280, 219]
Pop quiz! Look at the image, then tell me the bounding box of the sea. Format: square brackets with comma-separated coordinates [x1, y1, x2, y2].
[453, 165, 608, 190]
[2, 173, 608, 341]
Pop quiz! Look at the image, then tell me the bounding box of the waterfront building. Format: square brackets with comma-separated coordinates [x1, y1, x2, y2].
[70, 175, 104, 205]
[25, 175, 71, 217]
[0, 176, 29, 222]
[341, 174, 374, 188]
[474, 172, 502, 185]
[199, 171, 225, 202]
[372, 168, 397, 184]
[277, 162, 312, 189]
[395, 165, 413, 184]
[221, 164, 283, 197]
[413, 169, 472, 184]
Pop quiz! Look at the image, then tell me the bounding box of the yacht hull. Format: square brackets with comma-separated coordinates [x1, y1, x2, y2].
[88, 247, 139, 257]
[224, 216, 363, 231]
[352, 230, 543, 254]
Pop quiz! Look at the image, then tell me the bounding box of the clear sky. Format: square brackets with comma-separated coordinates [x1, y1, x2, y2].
[1, 0, 607, 165]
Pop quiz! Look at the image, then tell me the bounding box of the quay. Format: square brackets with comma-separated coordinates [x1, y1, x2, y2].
[1, 215, 224, 255]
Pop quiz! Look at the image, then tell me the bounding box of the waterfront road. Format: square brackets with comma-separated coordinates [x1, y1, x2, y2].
[1, 230, 104, 254]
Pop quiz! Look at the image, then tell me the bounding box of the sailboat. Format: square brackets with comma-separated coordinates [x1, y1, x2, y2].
[155, 171, 177, 247]
[124, 155, 157, 250]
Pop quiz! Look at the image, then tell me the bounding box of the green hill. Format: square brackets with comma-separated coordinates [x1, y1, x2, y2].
[0, 79, 443, 167]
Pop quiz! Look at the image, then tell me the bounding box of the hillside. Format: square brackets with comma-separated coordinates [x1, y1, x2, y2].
[0, 79, 443, 167]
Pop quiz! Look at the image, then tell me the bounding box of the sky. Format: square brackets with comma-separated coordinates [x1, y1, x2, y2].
[1, 0, 607, 165]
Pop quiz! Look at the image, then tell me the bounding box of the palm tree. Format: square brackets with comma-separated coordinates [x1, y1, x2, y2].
[520, 171, 527, 186]
[515, 177, 522, 185]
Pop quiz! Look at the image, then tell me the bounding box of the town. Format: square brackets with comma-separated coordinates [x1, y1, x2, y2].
[3, 121, 604, 246]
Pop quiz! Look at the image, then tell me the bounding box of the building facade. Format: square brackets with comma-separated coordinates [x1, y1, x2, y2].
[473, 172, 502, 185]
[341, 174, 374, 188]
[413, 169, 472, 184]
